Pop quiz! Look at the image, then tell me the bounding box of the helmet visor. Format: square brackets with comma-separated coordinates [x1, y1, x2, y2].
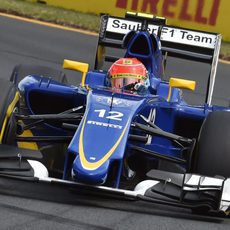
[111, 74, 146, 89]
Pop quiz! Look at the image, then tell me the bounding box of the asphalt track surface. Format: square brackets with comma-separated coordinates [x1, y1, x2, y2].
[0, 15, 230, 230]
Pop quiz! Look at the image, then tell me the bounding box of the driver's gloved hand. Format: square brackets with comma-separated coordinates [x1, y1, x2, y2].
[123, 83, 136, 91]
[134, 83, 148, 94]
[134, 83, 144, 91]
[123, 82, 148, 94]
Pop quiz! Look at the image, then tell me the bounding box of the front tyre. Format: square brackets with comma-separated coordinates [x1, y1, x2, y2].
[0, 79, 18, 144]
[195, 111, 230, 177]
[10, 64, 68, 85]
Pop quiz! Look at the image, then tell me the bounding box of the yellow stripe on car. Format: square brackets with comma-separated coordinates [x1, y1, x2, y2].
[17, 129, 38, 150]
[0, 90, 38, 150]
[79, 115, 129, 171]
[0, 92, 20, 143]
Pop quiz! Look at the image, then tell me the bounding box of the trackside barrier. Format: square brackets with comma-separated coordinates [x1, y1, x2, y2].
[27, 0, 230, 41]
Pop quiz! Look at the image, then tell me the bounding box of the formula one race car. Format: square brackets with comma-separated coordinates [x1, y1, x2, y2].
[0, 12, 230, 216]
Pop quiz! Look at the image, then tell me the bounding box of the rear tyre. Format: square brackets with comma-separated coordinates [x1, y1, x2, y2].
[195, 111, 230, 177]
[10, 64, 68, 85]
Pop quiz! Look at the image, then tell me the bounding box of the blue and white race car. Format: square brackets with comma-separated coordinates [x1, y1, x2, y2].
[0, 12, 229, 216]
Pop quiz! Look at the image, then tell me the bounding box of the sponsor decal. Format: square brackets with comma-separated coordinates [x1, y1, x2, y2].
[107, 18, 159, 35]
[87, 120, 123, 129]
[90, 157, 96, 161]
[111, 73, 146, 80]
[107, 17, 216, 48]
[160, 27, 216, 48]
[95, 96, 132, 107]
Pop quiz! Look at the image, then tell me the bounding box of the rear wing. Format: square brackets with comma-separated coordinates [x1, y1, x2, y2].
[95, 12, 222, 105]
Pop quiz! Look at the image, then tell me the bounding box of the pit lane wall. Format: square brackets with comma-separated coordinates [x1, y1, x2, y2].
[29, 0, 230, 41]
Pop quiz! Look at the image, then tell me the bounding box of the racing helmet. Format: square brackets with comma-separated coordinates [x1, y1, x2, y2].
[108, 58, 148, 91]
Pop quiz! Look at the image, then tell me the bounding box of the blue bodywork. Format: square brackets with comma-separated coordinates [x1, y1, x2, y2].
[18, 30, 229, 188]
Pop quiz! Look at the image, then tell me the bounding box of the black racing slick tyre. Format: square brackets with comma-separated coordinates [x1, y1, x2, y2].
[10, 64, 68, 85]
[195, 111, 230, 178]
[0, 78, 18, 144]
[9, 65, 70, 173]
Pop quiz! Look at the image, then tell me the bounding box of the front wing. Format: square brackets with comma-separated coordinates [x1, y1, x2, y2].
[38, 170, 230, 216]
[0, 143, 229, 217]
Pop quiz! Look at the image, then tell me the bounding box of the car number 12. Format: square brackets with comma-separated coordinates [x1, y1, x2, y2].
[94, 109, 123, 121]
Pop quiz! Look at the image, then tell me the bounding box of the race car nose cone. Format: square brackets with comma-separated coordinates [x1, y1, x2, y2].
[72, 156, 109, 185]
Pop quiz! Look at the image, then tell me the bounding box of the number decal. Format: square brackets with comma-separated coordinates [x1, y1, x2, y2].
[94, 109, 106, 118]
[94, 109, 123, 121]
[106, 111, 123, 121]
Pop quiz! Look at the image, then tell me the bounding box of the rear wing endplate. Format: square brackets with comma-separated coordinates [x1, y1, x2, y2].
[95, 12, 222, 105]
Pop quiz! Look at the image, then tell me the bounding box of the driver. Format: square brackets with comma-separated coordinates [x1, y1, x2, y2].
[108, 58, 149, 94]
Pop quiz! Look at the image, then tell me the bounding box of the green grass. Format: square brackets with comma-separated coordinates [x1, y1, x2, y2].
[0, 0, 230, 60]
[0, 0, 100, 32]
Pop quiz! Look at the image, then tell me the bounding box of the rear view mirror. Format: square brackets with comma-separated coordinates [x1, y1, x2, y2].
[167, 77, 196, 102]
[63, 59, 89, 86]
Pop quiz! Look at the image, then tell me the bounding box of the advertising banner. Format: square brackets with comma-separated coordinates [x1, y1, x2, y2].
[28, 0, 230, 41]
